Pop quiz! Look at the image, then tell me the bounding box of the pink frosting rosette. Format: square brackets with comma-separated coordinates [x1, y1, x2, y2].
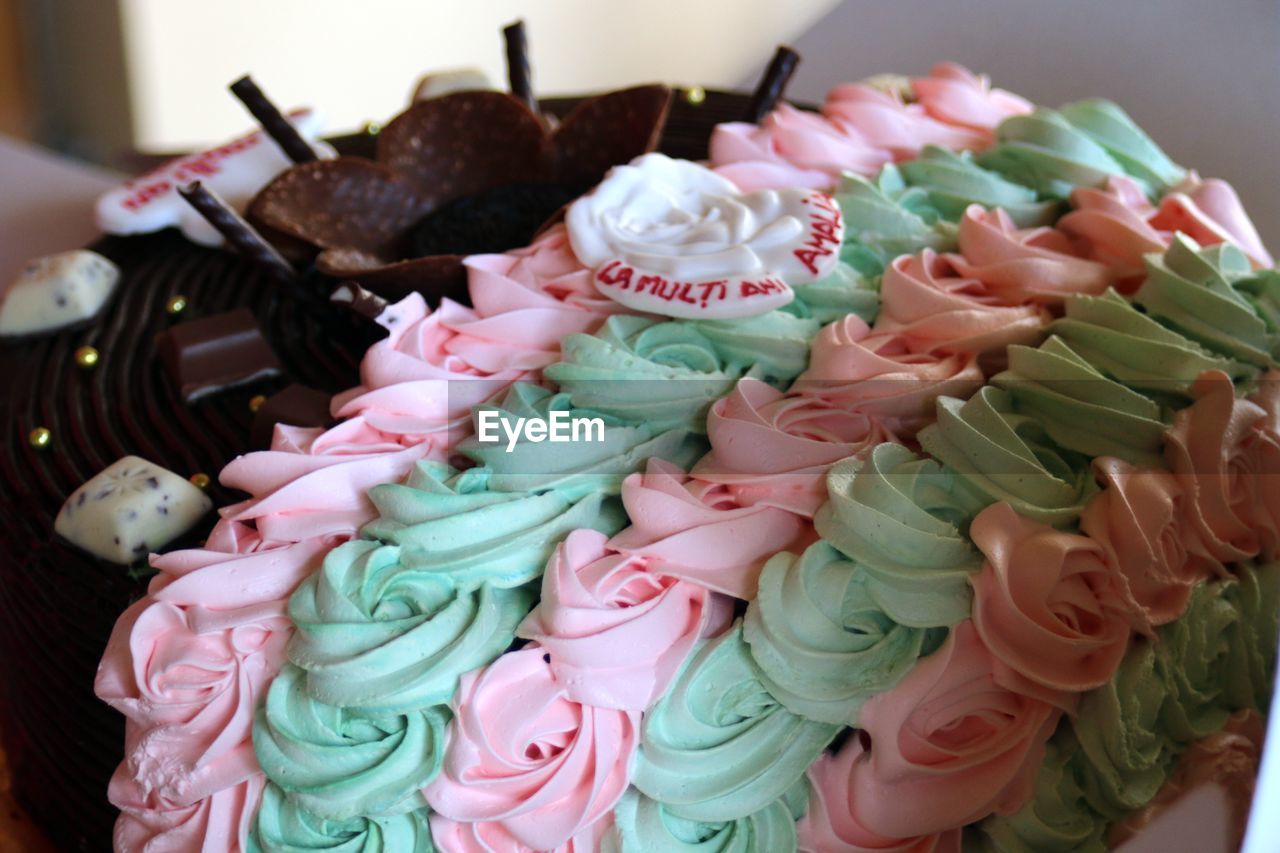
[709, 104, 892, 193]
[110, 771, 263, 853]
[517, 529, 715, 712]
[794, 315, 984, 437]
[1165, 370, 1266, 570]
[692, 377, 896, 516]
[1152, 173, 1274, 269]
[425, 646, 638, 851]
[844, 621, 1060, 839]
[95, 525, 329, 810]
[429, 811, 613, 853]
[798, 742, 963, 853]
[969, 501, 1134, 693]
[1057, 176, 1168, 288]
[606, 458, 812, 599]
[909, 62, 1032, 138]
[876, 250, 1050, 358]
[1080, 457, 1214, 629]
[823, 83, 987, 160]
[948, 205, 1112, 304]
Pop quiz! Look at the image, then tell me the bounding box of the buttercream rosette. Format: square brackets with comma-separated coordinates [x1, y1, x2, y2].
[92, 66, 1280, 853]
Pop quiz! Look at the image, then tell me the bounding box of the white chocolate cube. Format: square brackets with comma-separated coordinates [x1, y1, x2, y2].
[0, 250, 119, 337]
[55, 456, 212, 564]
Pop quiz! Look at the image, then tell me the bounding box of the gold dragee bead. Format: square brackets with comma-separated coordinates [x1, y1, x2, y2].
[74, 345, 100, 368]
[684, 86, 706, 106]
[189, 472, 211, 489]
[166, 295, 188, 315]
[28, 427, 51, 449]
[248, 394, 267, 413]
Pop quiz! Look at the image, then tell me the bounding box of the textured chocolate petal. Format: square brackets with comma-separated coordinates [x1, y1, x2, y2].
[248, 157, 429, 255]
[377, 91, 554, 207]
[552, 84, 672, 187]
[316, 248, 468, 303]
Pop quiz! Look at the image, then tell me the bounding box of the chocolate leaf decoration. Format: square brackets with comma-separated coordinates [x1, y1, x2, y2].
[249, 158, 428, 255]
[316, 249, 468, 303]
[552, 84, 672, 188]
[377, 91, 554, 207]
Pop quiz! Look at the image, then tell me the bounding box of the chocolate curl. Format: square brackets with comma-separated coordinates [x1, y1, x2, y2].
[331, 282, 389, 321]
[229, 75, 319, 164]
[503, 20, 539, 116]
[178, 182, 296, 281]
[743, 45, 801, 124]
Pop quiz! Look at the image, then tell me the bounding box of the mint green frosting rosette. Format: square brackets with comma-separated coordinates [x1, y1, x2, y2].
[361, 461, 625, 591]
[1072, 640, 1176, 818]
[979, 107, 1130, 199]
[544, 315, 740, 432]
[459, 383, 704, 500]
[832, 169, 953, 279]
[250, 782, 435, 853]
[743, 540, 940, 725]
[1162, 571, 1259, 742]
[898, 145, 1059, 227]
[606, 782, 806, 853]
[784, 260, 880, 326]
[993, 336, 1167, 468]
[918, 386, 1096, 527]
[1058, 99, 1185, 194]
[286, 538, 533, 712]
[972, 730, 1107, 853]
[1052, 289, 1254, 405]
[814, 443, 983, 628]
[253, 665, 447, 821]
[631, 622, 838, 822]
[691, 310, 820, 384]
[1136, 235, 1278, 368]
[1231, 561, 1280, 711]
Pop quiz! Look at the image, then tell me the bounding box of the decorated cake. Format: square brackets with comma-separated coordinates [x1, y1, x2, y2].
[1, 30, 1277, 853]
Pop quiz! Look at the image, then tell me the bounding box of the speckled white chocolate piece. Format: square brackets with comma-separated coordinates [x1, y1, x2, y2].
[54, 456, 212, 564]
[0, 250, 119, 338]
[412, 67, 493, 102]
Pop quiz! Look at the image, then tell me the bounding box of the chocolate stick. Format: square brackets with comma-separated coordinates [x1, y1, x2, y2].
[503, 20, 539, 116]
[743, 46, 801, 124]
[178, 182, 296, 281]
[229, 75, 318, 164]
[331, 282, 389, 321]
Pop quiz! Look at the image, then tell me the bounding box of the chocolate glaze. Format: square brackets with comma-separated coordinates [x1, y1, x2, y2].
[0, 89, 757, 851]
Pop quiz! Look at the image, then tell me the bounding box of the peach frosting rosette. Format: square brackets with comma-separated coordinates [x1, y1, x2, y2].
[794, 314, 984, 437]
[876, 250, 1050, 358]
[1164, 370, 1267, 570]
[606, 457, 813, 599]
[692, 377, 897, 517]
[948, 205, 1112, 304]
[798, 742, 962, 853]
[110, 773, 263, 853]
[1245, 370, 1280, 560]
[425, 646, 639, 851]
[969, 502, 1135, 693]
[844, 621, 1061, 839]
[1153, 173, 1274, 269]
[516, 529, 719, 712]
[1080, 457, 1214, 629]
[823, 83, 987, 160]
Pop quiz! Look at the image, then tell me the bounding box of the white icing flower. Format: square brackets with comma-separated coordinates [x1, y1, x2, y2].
[566, 153, 844, 320]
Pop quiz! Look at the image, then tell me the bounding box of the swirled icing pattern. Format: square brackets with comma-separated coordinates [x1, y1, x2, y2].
[459, 382, 703, 499]
[631, 622, 838, 822]
[815, 443, 983, 627]
[252, 664, 445, 820]
[249, 782, 435, 853]
[898, 145, 1058, 227]
[918, 386, 1096, 526]
[744, 541, 940, 725]
[545, 315, 741, 432]
[361, 461, 626, 591]
[607, 784, 806, 853]
[992, 336, 1167, 468]
[285, 539, 533, 712]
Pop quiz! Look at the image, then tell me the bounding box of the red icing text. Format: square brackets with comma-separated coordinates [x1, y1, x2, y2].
[792, 192, 844, 276]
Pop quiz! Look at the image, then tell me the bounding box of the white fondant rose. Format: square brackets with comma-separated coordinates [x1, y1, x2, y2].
[566, 153, 843, 320]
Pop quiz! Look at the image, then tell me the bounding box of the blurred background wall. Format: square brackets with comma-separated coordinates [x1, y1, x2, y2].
[2, 0, 1277, 240]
